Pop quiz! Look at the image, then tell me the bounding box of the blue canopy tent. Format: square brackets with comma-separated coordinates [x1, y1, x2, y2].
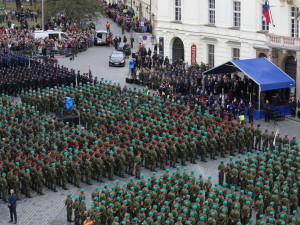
[203, 57, 295, 119]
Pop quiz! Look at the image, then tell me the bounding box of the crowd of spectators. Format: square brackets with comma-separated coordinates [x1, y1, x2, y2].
[0, 13, 95, 58]
[106, 3, 152, 33]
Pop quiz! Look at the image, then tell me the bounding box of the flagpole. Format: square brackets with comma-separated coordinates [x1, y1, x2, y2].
[267, 0, 275, 27]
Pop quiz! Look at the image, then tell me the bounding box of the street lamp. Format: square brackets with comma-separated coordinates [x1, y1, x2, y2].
[146, 6, 150, 20]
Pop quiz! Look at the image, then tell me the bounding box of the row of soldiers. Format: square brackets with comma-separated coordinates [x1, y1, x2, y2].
[0, 52, 94, 97]
[65, 167, 300, 225]
[0, 51, 29, 67]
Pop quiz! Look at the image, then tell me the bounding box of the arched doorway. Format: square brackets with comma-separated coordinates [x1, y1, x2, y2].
[172, 37, 184, 61]
[258, 53, 267, 58]
[285, 56, 297, 81]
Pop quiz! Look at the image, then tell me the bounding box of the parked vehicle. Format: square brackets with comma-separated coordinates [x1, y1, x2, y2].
[117, 43, 131, 56]
[30, 30, 70, 40]
[109, 51, 125, 67]
[94, 30, 109, 45]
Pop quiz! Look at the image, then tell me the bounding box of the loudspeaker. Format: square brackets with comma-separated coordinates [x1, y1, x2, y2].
[271, 96, 278, 106]
[126, 78, 133, 84]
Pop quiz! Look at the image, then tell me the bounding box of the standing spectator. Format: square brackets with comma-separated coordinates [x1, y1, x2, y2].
[264, 99, 271, 122]
[147, 48, 152, 57]
[106, 22, 110, 32]
[248, 102, 254, 123]
[232, 97, 238, 119]
[239, 99, 245, 116]
[8, 189, 17, 224]
[130, 36, 134, 48]
[290, 96, 296, 117]
[123, 35, 127, 43]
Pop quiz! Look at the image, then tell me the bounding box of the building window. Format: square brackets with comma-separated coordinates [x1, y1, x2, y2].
[175, 0, 181, 21]
[208, 0, 215, 25]
[232, 48, 240, 60]
[261, 4, 269, 31]
[291, 6, 299, 37]
[233, 1, 241, 27]
[208, 44, 215, 67]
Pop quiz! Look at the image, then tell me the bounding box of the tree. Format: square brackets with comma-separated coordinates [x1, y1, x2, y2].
[46, 0, 99, 22]
[16, 0, 21, 11]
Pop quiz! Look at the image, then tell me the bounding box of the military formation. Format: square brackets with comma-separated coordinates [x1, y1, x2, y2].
[0, 78, 298, 224]
[65, 164, 300, 225]
[0, 52, 93, 97]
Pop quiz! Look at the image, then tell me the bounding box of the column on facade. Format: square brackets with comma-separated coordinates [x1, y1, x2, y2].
[296, 51, 300, 99]
[268, 48, 279, 66]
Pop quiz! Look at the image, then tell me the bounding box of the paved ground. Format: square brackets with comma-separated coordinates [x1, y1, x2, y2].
[0, 14, 300, 225]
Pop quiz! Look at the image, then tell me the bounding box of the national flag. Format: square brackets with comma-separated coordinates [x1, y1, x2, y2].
[65, 97, 74, 111]
[263, 0, 271, 23]
[88, 68, 92, 80]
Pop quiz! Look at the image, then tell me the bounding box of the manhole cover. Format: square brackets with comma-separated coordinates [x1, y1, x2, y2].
[49, 221, 65, 225]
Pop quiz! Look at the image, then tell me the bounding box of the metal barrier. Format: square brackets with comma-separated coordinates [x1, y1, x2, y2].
[10, 41, 94, 59]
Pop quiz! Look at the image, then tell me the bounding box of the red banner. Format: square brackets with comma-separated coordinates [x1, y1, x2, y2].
[191, 44, 197, 65]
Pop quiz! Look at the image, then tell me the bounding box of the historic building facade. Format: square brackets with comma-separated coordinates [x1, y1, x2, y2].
[155, 0, 300, 98]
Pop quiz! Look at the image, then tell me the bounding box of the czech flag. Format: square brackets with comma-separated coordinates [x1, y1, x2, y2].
[88, 68, 92, 80]
[263, 0, 271, 23]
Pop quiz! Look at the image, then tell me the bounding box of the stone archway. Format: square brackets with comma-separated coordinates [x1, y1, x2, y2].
[172, 37, 184, 61]
[258, 53, 267, 58]
[285, 56, 297, 81]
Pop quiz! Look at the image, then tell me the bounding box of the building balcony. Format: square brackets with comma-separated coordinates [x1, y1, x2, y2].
[266, 33, 300, 51]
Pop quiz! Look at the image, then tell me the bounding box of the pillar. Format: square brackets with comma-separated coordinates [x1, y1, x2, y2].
[268, 48, 278, 66]
[296, 51, 300, 99]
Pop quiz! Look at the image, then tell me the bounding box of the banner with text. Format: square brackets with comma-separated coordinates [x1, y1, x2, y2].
[191, 44, 197, 65]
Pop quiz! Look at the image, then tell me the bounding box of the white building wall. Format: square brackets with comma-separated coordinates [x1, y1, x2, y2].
[155, 0, 300, 65]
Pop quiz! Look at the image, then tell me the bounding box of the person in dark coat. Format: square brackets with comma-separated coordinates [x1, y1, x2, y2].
[264, 100, 271, 122]
[290, 96, 296, 117]
[248, 102, 254, 123]
[8, 189, 17, 223]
